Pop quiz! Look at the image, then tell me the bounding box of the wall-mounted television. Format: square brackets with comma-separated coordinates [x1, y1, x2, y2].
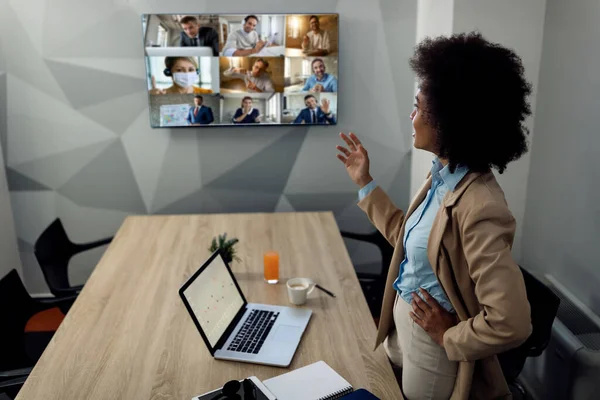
[141, 13, 339, 128]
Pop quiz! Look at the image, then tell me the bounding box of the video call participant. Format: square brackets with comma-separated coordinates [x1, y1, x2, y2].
[301, 15, 331, 56]
[222, 15, 265, 56]
[174, 16, 219, 57]
[149, 57, 213, 95]
[223, 58, 275, 93]
[232, 97, 261, 124]
[293, 95, 335, 124]
[187, 95, 214, 125]
[302, 58, 338, 92]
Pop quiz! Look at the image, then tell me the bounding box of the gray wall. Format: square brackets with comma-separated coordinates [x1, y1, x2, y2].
[0, 0, 417, 294]
[522, 0, 600, 315]
[0, 70, 22, 281]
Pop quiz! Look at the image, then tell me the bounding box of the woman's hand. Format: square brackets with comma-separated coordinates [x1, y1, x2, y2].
[410, 288, 459, 347]
[336, 132, 372, 188]
[148, 75, 166, 95]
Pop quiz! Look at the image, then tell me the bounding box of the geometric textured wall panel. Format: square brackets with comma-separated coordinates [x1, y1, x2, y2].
[1, 0, 417, 294]
[7, 113, 116, 166]
[150, 133, 203, 213]
[122, 112, 170, 211]
[58, 140, 147, 213]
[47, 7, 146, 59]
[79, 91, 149, 135]
[286, 191, 359, 216]
[0, 1, 69, 104]
[11, 140, 115, 190]
[206, 129, 308, 193]
[198, 130, 282, 186]
[0, 72, 6, 160]
[45, 60, 146, 109]
[9, 190, 57, 245]
[274, 194, 296, 213]
[5, 167, 51, 191]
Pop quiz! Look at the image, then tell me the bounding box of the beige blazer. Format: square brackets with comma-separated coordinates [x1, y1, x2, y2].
[358, 170, 532, 399]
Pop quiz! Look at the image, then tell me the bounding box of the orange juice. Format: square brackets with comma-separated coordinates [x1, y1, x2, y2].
[263, 251, 279, 284]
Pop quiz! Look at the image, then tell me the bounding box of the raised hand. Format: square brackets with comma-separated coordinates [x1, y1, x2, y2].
[302, 35, 310, 46]
[247, 80, 257, 91]
[336, 132, 372, 187]
[321, 98, 330, 114]
[148, 75, 166, 95]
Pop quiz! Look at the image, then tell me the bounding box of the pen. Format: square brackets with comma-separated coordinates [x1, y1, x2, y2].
[315, 284, 336, 298]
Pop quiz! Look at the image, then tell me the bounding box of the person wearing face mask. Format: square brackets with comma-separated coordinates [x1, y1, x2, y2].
[222, 15, 265, 57]
[223, 58, 274, 93]
[149, 57, 213, 95]
[293, 95, 335, 124]
[302, 58, 338, 92]
[232, 96, 261, 124]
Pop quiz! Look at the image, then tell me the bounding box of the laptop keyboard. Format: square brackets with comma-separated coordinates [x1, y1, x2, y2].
[227, 310, 280, 354]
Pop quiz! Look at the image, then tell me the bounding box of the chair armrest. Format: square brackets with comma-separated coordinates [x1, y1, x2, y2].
[52, 285, 83, 296]
[356, 271, 383, 281]
[36, 293, 78, 314]
[0, 367, 32, 379]
[75, 237, 112, 253]
[340, 230, 379, 244]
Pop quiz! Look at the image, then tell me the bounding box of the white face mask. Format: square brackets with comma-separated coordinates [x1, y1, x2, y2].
[172, 72, 198, 88]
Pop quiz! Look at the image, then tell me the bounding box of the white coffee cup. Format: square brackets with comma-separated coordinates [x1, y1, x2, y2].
[286, 278, 316, 306]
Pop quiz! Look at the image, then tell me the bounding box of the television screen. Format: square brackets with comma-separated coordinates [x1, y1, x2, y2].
[142, 13, 339, 127]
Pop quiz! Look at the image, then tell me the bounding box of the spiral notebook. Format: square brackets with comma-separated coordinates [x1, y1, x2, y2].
[263, 361, 353, 400]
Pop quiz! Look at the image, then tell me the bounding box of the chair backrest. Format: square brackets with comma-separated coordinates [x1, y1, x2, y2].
[498, 266, 560, 382]
[33, 219, 76, 294]
[0, 270, 35, 371]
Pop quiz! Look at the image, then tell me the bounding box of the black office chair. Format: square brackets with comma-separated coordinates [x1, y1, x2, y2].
[499, 266, 560, 398]
[0, 371, 28, 400]
[0, 269, 77, 398]
[34, 218, 113, 297]
[340, 230, 393, 320]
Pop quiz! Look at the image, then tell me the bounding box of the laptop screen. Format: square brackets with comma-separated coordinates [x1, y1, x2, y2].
[181, 253, 245, 347]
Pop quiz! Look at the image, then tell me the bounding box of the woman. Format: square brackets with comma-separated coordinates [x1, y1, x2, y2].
[149, 57, 213, 95]
[336, 32, 532, 399]
[232, 96, 261, 124]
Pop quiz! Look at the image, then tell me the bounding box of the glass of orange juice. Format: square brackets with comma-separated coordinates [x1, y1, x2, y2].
[263, 251, 279, 284]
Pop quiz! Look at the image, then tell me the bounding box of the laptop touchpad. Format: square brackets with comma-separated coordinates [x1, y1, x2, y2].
[271, 325, 301, 343]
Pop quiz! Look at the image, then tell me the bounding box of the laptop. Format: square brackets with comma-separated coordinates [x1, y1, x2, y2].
[179, 249, 312, 367]
[145, 46, 214, 57]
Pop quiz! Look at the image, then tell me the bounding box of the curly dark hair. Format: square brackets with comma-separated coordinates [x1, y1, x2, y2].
[409, 32, 531, 174]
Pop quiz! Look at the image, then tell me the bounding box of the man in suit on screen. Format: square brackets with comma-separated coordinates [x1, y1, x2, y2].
[293, 95, 335, 124]
[175, 16, 219, 56]
[187, 95, 214, 125]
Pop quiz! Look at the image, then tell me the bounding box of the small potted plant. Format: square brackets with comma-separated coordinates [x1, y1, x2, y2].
[209, 233, 241, 264]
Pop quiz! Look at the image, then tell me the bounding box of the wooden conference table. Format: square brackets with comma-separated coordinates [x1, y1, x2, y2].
[16, 212, 402, 399]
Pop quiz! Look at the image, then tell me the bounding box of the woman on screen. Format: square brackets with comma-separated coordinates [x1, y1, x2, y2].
[336, 32, 533, 399]
[149, 57, 213, 95]
[232, 97, 261, 124]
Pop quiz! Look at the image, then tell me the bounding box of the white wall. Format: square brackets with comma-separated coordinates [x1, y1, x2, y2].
[522, 0, 600, 315]
[0, 71, 22, 280]
[411, 0, 547, 259]
[410, 0, 455, 199]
